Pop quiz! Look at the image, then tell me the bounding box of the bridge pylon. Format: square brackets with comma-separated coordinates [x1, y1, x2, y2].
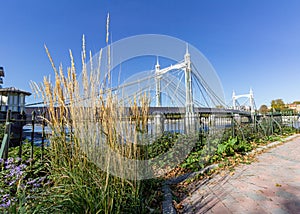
[232, 88, 256, 115]
[154, 45, 196, 134]
[184, 45, 196, 134]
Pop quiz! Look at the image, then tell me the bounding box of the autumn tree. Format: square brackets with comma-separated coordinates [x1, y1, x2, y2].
[259, 104, 269, 114]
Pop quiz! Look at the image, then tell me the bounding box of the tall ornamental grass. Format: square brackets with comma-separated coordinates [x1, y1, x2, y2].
[31, 26, 152, 213]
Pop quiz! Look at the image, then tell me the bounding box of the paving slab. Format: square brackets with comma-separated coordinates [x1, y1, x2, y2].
[181, 136, 300, 214]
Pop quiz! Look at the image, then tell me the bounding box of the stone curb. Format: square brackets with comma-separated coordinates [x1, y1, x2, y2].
[162, 182, 177, 214]
[161, 133, 300, 214]
[247, 133, 300, 155]
[162, 164, 219, 214]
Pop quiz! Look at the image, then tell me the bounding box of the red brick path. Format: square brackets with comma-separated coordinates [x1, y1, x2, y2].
[181, 136, 300, 213]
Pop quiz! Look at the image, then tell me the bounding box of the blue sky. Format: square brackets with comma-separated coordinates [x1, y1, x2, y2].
[0, 0, 300, 108]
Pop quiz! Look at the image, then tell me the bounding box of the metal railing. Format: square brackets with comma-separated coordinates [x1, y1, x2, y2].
[0, 109, 298, 161]
[0, 110, 47, 161]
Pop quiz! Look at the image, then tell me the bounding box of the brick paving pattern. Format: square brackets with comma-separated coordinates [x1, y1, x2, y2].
[181, 136, 300, 213]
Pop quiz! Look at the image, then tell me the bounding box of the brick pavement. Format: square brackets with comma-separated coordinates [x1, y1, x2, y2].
[180, 136, 300, 213]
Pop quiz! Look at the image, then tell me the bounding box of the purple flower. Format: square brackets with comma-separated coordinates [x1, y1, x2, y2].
[26, 158, 34, 164]
[5, 165, 23, 179]
[0, 158, 3, 164]
[0, 195, 11, 208]
[0, 203, 8, 208]
[5, 199, 11, 207]
[19, 164, 27, 169]
[44, 180, 52, 186]
[33, 183, 41, 188]
[5, 157, 14, 165]
[8, 180, 16, 186]
[15, 165, 23, 174]
[26, 178, 38, 185]
[4, 164, 14, 170]
[2, 194, 9, 199]
[15, 157, 22, 163]
[38, 176, 46, 183]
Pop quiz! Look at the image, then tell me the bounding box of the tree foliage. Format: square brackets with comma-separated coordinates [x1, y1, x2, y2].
[271, 99, 286, 112]
[259, 104, 269, 114]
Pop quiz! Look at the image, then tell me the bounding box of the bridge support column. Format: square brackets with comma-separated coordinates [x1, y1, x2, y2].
[153, 112, 164, 136]
[234, 113, 241, 124]
[185, 113, 196, 134]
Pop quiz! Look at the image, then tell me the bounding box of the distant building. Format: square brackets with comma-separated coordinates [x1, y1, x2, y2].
[0, 87, 31, 113]
[0, 67, 31, 114]
[286, 102, 300, 113]
[0, 66, 31, 145]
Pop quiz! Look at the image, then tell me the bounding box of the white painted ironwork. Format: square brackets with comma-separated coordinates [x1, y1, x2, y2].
[155, 45, 194, 116]
[232, 88, 255, 114]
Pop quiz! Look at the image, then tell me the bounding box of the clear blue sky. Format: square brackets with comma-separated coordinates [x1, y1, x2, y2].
[1, 0, 300, 108]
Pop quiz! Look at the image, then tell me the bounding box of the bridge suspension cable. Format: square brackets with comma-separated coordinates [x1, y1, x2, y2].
[191, 63, 228, 108]
[26, 49, 229, 115]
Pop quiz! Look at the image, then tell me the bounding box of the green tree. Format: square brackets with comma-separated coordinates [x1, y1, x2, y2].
[292, 101, 300, 105]
[271, 99, 286, 112]
[259, 104, 269, 114]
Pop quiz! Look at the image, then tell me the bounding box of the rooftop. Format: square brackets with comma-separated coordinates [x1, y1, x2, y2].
[0, 87, 31, 96]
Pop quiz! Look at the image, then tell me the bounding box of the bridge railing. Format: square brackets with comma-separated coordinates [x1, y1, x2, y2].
[1, 108, 297, 161]
[147, 110, 297, 143]
[147, 111, 251, 137]
[254, 112, 299, 136]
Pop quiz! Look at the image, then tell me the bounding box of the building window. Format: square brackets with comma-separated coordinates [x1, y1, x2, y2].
[0, 95, 8, 111]
[12, 95, 19, 112]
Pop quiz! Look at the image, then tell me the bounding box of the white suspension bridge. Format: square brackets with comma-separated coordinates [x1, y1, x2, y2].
[26, 38, 257, 135]
[86, 44, 257, 135]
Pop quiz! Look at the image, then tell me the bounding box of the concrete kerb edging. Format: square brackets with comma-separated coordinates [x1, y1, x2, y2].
[161, 133, 300, 214]
[247, 133, 300, 155]
[162, 164, 219, 214]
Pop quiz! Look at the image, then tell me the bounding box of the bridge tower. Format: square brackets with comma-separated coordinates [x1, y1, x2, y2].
[155, 58, 162, 107]
[249, 88, 255, 114]
[154, 59, 164, 136]
[184, 46, 195, 133]
[184, 45, 194, 115]
[154, 46, 196, 134]
[232, 88, 255, 114]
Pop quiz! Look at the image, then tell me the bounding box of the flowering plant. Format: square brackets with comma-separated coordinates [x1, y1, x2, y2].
[0, 145, 51, 212]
